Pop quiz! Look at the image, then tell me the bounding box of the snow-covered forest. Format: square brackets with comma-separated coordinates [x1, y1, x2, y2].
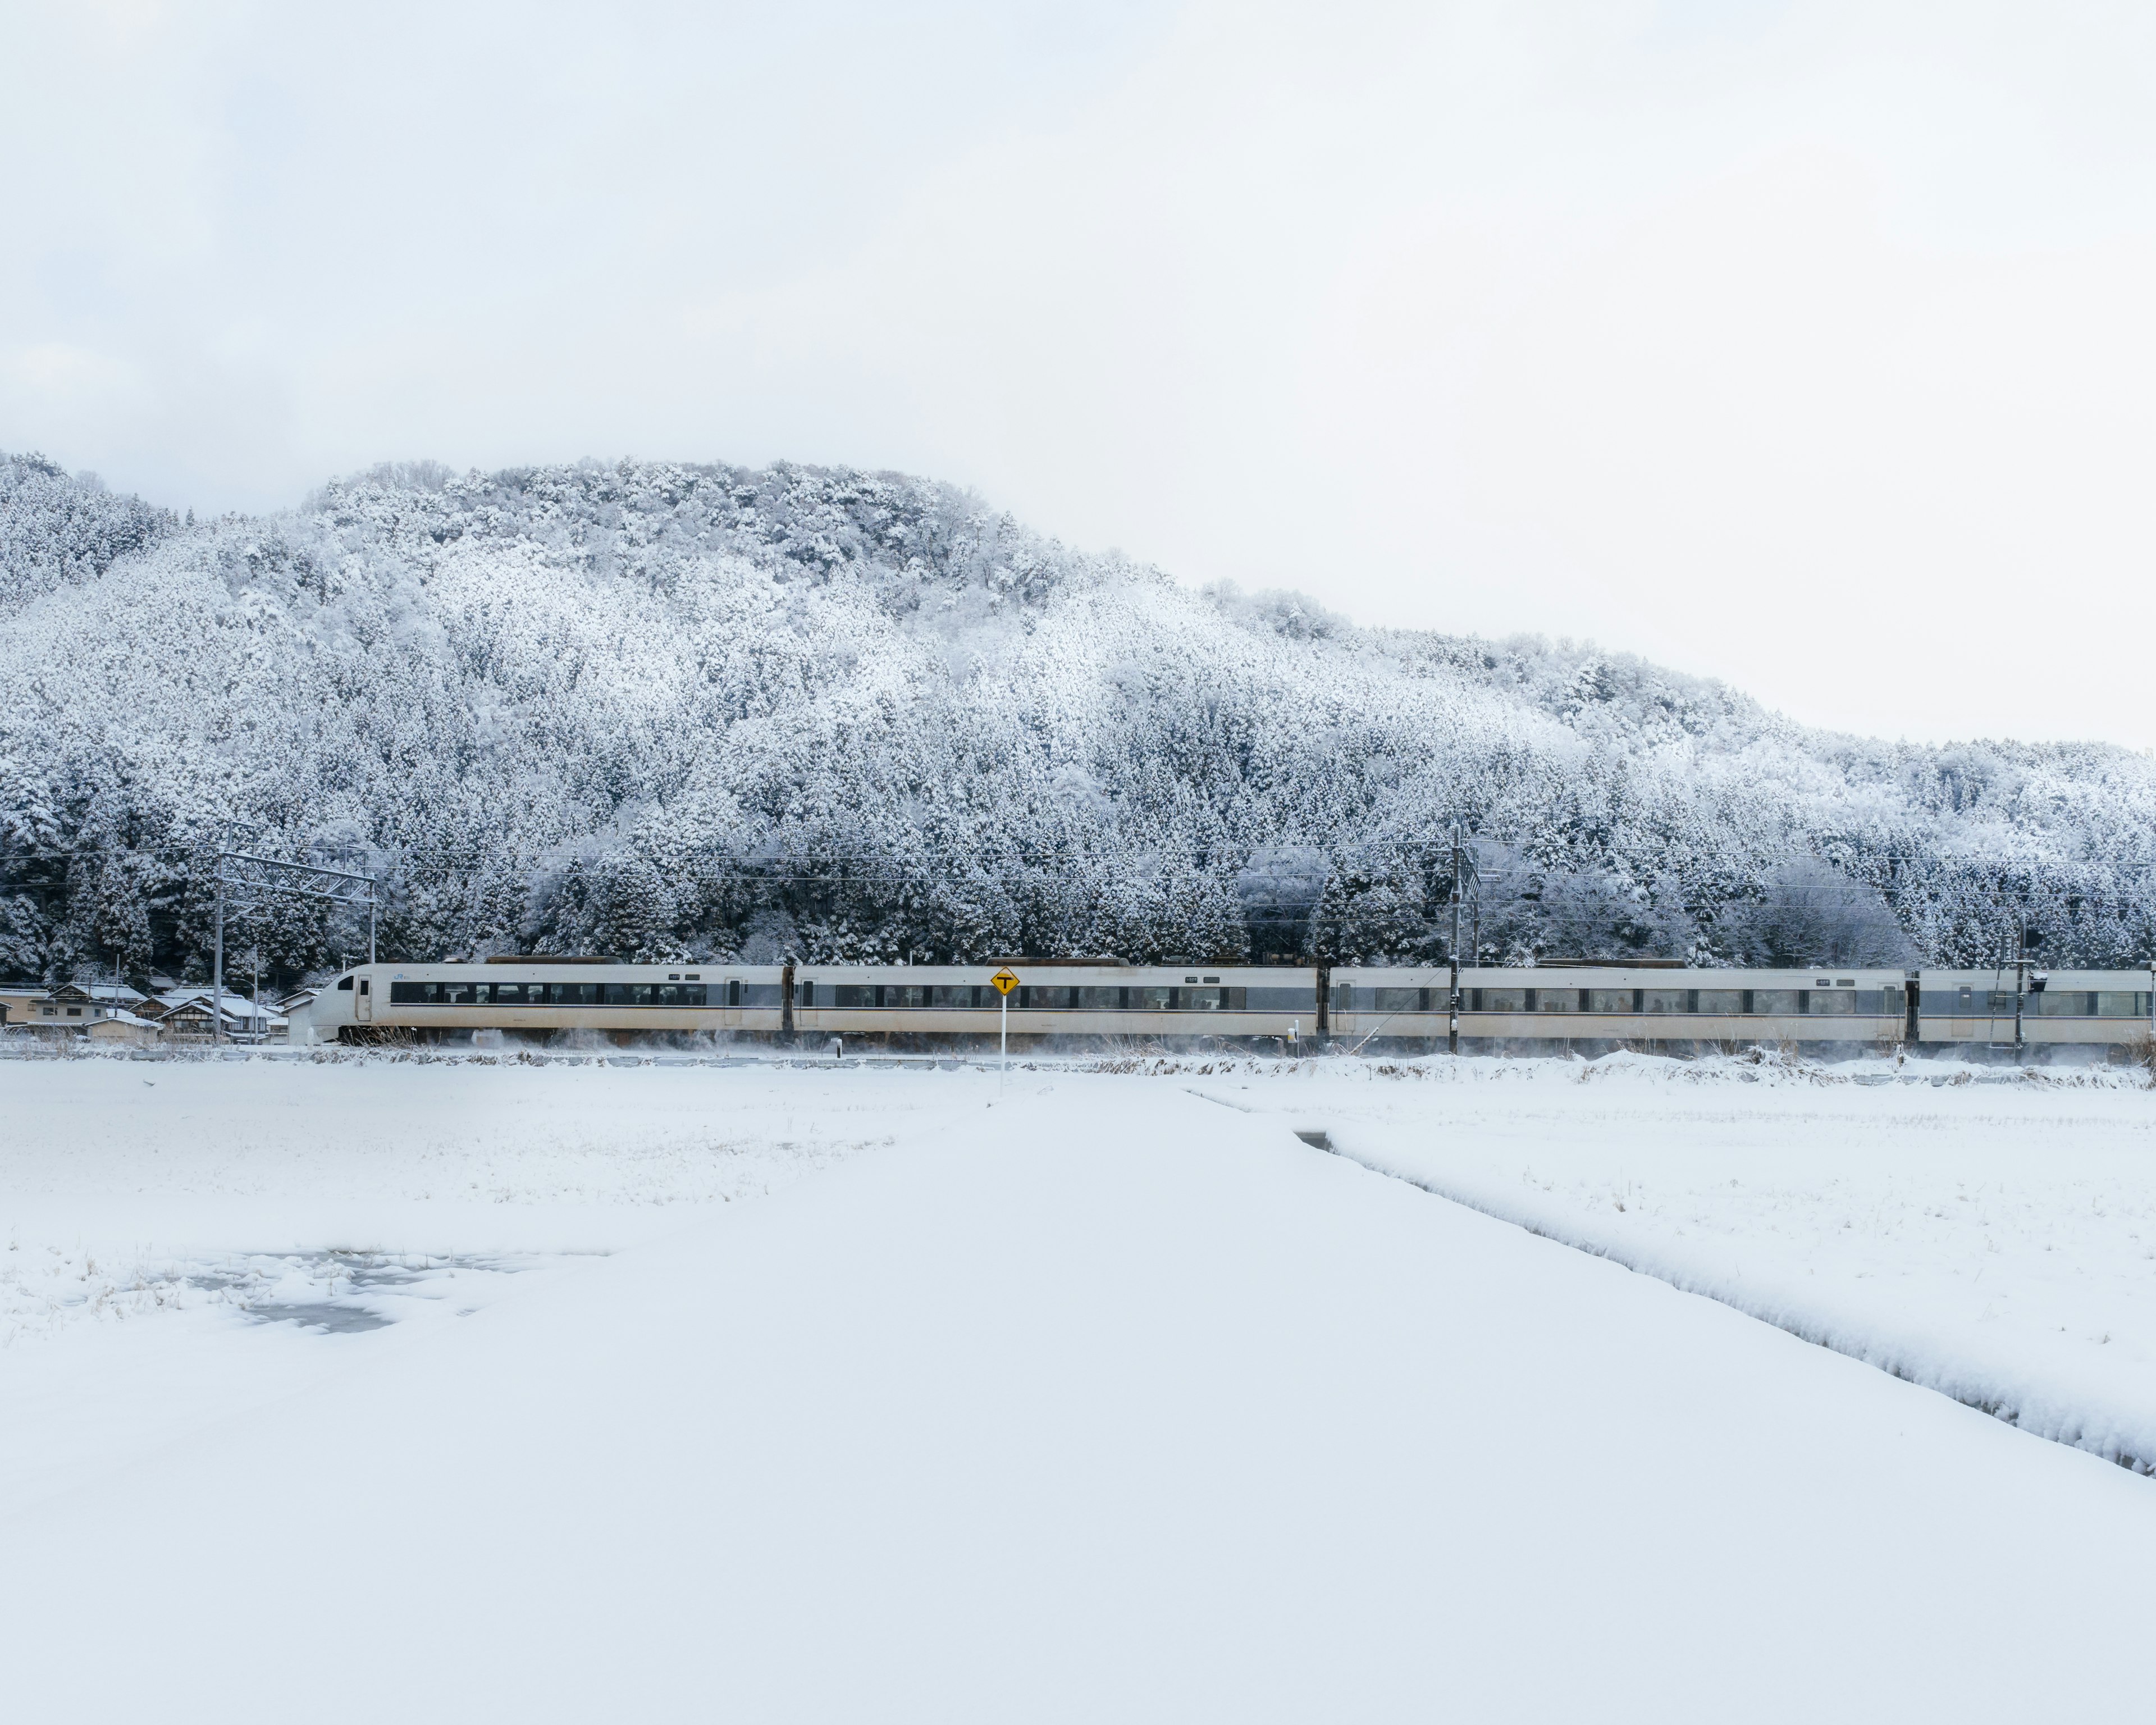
[2, 449, 2150, 986]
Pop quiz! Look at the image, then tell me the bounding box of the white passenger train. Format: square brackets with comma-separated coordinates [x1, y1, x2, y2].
[288, 957, 2156, 1052]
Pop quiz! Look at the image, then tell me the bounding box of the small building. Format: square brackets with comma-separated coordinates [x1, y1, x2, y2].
[84, 1010, 163, 1048]
[154, 989, 288, 1044]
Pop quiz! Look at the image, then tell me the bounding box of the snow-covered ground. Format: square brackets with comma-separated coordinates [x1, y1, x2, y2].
[1211, 1051, 2156, 1470]
[3, 1052, 2154, 1721]
[0, 1057, 879, 1516]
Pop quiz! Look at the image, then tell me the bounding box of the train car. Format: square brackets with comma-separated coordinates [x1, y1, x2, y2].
[285, 955, 2155, 1054]
[290, 959, 788, 1043]
[791, 964, 1319, 1044]
[1915, 969, 2155, 1047]
[1329, 965, 1913, 1046]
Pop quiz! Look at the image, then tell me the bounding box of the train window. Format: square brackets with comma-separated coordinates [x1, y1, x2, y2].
[1483, 989, 1527, 1012]
[1133, 987, 1173, 1010]
[601, 983, 654, 1006]
[797, 981, 814, 1007]
[1375, 988, 1420, 1011]
[1025, 985, 1073, 1009]
[885, 985, 928, 1008]
[1642, 991, 1687, 1014]
[2037, 992, 2094, 1016]
[1811, 991, 1856, 1015]
[1076, 987, 1123, 1009]
[1752, 989, 1799, 1015]
[1695, 991, 1742, 1014]
[727, 980, 742, 1008]
[1185, 988, 1226, 1010]
[2097, 992, 2140, 1017]
[1587, 989, 1633, 1014]
[389, 982, 427, 1005]
[1985, 991, 2015, 1012]
[833, 986, 875, 1008]
[1330, 984, 1354, 1010]
[337, 976, 354, 991]
[930, 986, 974, 1008]
[1537, 992, 1575, 1012]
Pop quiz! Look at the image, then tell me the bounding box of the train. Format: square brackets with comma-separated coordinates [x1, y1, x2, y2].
[287, 957, 2156, 1055]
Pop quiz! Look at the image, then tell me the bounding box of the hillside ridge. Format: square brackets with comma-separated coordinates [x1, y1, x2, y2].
[1, 451, 2149, 983]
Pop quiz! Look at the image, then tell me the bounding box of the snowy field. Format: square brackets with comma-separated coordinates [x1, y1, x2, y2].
[3, 1051, 2154, 1721]
[1244, 1052, 2156, 1471]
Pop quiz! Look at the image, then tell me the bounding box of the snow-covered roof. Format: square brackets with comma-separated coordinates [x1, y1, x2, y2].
[52, 982, 150, 1003]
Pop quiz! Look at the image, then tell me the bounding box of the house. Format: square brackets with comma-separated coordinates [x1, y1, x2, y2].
[154, 989, 289, 1043]
[10, 983, 165, 1043]
[0, 983, 47, 1028]
[25, 982, 154, 1029]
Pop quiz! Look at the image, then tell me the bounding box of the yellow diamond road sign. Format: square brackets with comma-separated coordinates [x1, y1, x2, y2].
[990, 968, 1021, 996]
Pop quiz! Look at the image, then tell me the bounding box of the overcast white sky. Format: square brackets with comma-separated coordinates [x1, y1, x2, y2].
[5, 1, 2153, 749]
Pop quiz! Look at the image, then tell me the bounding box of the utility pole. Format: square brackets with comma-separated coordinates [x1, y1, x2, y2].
[211, 852, 377, 1049]
[212, 873, 225, 1048]
[2012, 922, 2025, 1061]
[1449, 821, 1463, 1056]
[1445, 822, 1483, 1057]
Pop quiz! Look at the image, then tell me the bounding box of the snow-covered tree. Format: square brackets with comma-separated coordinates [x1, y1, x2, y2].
[0, 451, 2148, 989]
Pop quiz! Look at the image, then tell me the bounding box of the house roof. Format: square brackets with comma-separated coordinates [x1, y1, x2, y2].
[50, 982, 150, 1003]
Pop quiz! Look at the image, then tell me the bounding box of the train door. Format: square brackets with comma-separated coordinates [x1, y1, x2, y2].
[355, 974, 372, 1022]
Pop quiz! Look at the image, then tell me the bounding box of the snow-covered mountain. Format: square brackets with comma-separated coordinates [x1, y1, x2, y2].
[2, 449, 2150, 984]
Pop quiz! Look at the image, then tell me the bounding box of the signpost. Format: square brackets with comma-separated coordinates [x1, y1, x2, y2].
[991, 968, 1020, 1073]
